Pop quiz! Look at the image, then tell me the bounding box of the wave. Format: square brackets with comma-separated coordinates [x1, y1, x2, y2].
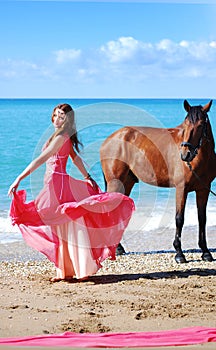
[1, 197, 215, 245]
[0, 215, 22, 244]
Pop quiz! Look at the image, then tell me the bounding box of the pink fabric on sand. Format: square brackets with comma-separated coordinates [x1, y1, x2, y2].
[0, 327, 216, 347]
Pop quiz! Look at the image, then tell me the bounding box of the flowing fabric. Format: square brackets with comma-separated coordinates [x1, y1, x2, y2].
[0, 327, 216, 347]
[9, 136, 135, 279]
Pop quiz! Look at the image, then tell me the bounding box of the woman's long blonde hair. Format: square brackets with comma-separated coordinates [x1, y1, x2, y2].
[48, 103, 83, 152]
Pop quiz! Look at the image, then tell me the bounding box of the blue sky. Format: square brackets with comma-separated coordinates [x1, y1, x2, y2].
[1, 0, 216, 98]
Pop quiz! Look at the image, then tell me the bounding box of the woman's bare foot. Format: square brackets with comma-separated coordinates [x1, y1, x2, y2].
[77, 276, 89, 281]
[50, 276, 75, 283]
[49, 277, 63, 283]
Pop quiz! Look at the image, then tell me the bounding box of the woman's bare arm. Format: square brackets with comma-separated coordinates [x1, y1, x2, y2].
[69, 147, 98, 190]
[8, 135, 65, 196]
[69, 147, 89, 178]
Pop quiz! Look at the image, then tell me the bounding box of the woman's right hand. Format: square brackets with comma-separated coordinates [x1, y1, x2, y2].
[86, 175, 99, 191]
[8, 178, 20, 197]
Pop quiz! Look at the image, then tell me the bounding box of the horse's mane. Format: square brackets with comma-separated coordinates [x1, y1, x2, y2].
[186, 105, 206, 124]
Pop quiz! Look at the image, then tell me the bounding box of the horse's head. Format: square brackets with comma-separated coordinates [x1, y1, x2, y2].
[180, 99, 212, 162]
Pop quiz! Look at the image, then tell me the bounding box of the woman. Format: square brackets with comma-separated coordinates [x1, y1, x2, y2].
[8, 103, 134, 282]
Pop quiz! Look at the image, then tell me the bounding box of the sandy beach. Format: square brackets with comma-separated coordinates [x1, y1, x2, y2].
[0, 228, 216, 349]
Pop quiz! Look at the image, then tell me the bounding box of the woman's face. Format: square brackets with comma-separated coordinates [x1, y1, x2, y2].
[52, 108, 66, 129]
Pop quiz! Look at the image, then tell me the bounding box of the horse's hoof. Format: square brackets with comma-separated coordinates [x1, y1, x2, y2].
[201, 252, 213, 262]
[116, 243, 126, 255]
[175, 253, 187, 264]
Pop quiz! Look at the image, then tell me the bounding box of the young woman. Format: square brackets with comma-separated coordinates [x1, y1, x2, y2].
[8, 103, 134, 282]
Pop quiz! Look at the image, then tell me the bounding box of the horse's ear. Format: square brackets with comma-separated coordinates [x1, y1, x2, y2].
[184, 100, 191, 112]
[202, 100, 213, 113]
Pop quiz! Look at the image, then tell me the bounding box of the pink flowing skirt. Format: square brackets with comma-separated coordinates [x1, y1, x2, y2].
[10, 189, 135, 279]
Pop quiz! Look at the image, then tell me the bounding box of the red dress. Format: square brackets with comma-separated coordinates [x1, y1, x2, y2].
[10, 136, 135, 279]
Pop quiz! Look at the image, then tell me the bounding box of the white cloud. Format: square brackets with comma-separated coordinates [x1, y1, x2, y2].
[100, 36, 155, 65]
[100, 36, 216, 64]
[0, 59, 37, 77]
[1, 37, 216, 88]
[181, 41, 213, 61]
[101, 36, 140, 63]
[210, 41, 216, 48]
[54, 49, 81, 64]
[179, 40, 189, 48]
[96, 40, 206, 89]
[156, 39, 175, 52]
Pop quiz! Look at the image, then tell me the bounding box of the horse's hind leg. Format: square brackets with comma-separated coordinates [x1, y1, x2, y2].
[115, 172, 138, 255]
[104, 160, 137, 195]
[196, 189, 213, 262]
[104, 165, 137, 256]
[124, 169, 139, 196]
[173, 188, 188, 263]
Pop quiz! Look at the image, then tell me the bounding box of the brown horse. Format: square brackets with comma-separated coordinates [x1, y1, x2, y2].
[100, 100, 216, 263]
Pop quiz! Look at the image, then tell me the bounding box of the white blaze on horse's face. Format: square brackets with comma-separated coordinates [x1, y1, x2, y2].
[180, 100, 212, 163]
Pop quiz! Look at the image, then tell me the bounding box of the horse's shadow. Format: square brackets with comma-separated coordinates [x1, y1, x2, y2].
[129, 248, 216, 256]
[64, 249, 216, 285]
[73, 268, 215, 285]
[70, 250, 216, 285]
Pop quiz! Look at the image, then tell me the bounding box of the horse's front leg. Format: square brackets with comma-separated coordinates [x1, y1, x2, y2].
[173, 188, 188, 263]
[196, 189, 213, 262]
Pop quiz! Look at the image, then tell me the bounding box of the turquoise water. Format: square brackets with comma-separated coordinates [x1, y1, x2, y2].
[0, 98, 216, 244]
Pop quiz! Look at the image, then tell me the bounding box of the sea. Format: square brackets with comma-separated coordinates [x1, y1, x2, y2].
[0, 98, 216, 250]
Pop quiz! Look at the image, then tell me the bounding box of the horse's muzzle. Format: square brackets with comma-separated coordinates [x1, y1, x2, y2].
[180, 142, 197, 162]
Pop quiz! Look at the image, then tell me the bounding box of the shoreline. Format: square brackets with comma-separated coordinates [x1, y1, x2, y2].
[1, 225, 215, 262]
[1, 239, 216, 263]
